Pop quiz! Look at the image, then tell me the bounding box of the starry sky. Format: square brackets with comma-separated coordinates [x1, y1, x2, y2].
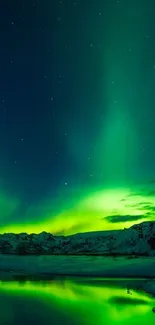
[0, 0, 155, 235]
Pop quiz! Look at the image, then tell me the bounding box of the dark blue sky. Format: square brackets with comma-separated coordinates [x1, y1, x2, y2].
[0, 0, 105, 203]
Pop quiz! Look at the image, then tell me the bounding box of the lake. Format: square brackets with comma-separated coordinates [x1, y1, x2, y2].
[0, 278, 154, 325]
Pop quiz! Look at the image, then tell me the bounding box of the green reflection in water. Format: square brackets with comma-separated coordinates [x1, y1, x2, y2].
[0, 279, 155, 325]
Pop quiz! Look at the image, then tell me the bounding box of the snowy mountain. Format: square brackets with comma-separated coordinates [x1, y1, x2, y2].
[0, 221, 155, 256]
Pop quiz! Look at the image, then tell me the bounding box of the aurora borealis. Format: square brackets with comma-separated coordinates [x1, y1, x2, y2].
[0, 0, 155, 235]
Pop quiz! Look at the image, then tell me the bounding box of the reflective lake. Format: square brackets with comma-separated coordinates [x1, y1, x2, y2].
[0, 278, 154, 325]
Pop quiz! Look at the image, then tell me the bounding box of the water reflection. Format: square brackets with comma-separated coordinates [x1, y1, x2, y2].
[0, 278, 154, 324]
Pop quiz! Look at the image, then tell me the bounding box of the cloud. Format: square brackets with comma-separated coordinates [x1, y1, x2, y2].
[105, 214, 147, 223]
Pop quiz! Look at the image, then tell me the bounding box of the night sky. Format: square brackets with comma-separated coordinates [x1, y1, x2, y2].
[0, 0, 155, 235]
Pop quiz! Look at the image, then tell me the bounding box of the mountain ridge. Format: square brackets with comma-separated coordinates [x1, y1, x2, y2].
[0, 221, 155, 256]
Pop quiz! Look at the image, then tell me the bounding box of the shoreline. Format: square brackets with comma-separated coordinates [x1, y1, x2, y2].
[0, 255, 155, 278]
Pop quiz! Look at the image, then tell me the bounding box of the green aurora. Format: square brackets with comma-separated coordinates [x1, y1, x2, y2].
[1, 1, 155, 235]
[0, 184, 155, 235]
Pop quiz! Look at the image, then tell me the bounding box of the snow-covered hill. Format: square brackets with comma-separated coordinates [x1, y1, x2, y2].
[0, 221, 155, 256]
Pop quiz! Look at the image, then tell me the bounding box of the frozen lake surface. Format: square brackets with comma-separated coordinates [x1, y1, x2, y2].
[0, 255, 155, 278]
